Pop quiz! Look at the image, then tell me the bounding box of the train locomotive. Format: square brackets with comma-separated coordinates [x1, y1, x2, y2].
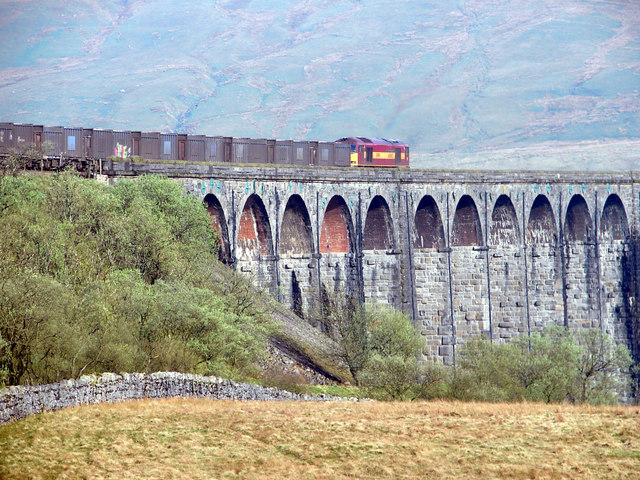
[337, 137, 409, 167]
[0, 122, 410, 169]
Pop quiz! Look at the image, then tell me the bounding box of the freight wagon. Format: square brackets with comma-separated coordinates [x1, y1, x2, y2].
[0, 123, 410, 169]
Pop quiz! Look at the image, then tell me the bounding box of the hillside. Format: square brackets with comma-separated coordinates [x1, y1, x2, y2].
[0, 172, 345, 388]
[1, 0, 639, 165]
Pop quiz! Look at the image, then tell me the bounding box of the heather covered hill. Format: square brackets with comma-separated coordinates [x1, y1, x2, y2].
[0, 0, 639, 168]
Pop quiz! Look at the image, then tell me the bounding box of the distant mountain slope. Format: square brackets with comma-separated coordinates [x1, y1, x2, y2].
[0, 0, 638, 166]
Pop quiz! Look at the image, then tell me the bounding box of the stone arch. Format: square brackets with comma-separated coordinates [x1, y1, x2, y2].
[363, 195, 394, 251]
[452, 195, 482, 246]
[490, 195, 520, 245]
[204, 194, 231, 263]
[279, 194, 313, 255]
[564, 195, 592, 242]
[320, 195, 354, 254]
[600, 194, 629, 241]
[526, 195, 556, 244]
[237, 194, 273, 259]
[414, 195, 445, 249]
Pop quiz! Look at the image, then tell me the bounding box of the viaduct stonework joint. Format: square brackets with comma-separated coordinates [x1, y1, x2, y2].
[105, 162, 640, 366]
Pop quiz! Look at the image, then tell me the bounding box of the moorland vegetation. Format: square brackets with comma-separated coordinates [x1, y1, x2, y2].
[2, 398, 639, 479]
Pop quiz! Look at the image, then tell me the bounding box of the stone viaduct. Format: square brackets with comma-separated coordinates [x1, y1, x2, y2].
[104, 160, 640, 365]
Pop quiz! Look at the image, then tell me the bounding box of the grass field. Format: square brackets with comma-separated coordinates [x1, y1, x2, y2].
[1, 399, 639, 479]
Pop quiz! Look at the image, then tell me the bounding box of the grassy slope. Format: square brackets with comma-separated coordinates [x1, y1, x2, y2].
[1, 398, 638, 479]
[211, 259, 349, 383]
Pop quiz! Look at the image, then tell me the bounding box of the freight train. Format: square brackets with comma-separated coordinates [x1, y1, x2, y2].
[0, 122, 409, 169]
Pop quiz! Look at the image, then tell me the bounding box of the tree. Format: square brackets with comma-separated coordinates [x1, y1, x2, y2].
[318, 292, 424, 389]
[451, 335, 524, 402]
[572, 328, 632, 404]
[319, 292, 371, 384]
[511, 325, 582, 403]
[359, 354, 421, 400]
[451, 325, 631, 405]
[0, 144, 43, 176]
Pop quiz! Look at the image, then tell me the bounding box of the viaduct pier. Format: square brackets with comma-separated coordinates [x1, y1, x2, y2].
[103, 160, 640, 364]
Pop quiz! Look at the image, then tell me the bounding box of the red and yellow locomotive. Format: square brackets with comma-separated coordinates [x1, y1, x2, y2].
[336, 137, 409, 167]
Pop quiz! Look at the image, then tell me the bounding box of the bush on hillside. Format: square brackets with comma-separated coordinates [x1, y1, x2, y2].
[0, 173, 270, 386]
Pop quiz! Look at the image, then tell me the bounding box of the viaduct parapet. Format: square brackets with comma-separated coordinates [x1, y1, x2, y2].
[102, 161, 640, 365]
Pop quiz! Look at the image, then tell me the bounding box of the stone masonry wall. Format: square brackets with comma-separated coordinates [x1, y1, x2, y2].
[490, 245, 527, 342]
[413, 249, 450, 361]
[279, 256, 317, 320]
[601, 239, 628, 345]
[527, 244, 564, 332]
[450, 247, 489, 349]
[362, 250, 403, 308]
[0, 372, 345, 425]
[565, 242, 600, 329]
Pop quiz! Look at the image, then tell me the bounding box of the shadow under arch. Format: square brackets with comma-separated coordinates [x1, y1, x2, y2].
[203, 193, 232, 264]
[452, 195, 482, 246]
[363, 195, 394, 251]
[280, 194, 313, 255]
[600, 193, 629, 241]
[564, 194, 592, 242]
[237, 193, 273, 259]
[526, 194, 557, 245]
[414, 195, 445, 249]
[490, 194, 520, 246]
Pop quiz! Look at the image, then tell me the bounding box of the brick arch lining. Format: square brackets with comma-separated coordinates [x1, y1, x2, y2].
[363, 195, 394, 251]
[490, 195, 520, 246]
[280, 194, 313, 255]
[565, 194, 592, 242]
[204, 194, 231, 263]
[526, 194, 556, 244]
[452, 195, 482, 246]
[600, 194, 629, 241]
[319, 196, 353, 254]
[237, 194, 273, 258]
[414, 195, 445, 249]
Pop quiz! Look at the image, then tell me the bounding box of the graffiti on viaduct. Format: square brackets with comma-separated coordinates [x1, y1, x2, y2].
[164, 166, 640, 365]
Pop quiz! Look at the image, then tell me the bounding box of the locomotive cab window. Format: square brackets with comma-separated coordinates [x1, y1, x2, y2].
[395, 148, 401, 164]
[164, 141, 171, 155]
[365, 147, 373, 163]
[68, 135, 76, 151]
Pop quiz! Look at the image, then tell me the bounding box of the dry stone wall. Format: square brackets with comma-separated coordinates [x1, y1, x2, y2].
[0, 372, 344, 425]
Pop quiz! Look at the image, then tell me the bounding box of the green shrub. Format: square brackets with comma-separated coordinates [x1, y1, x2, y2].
[0, 173, 269, 385]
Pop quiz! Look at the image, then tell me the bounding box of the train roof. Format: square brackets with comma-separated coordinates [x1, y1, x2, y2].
[336, 137, 408, 147]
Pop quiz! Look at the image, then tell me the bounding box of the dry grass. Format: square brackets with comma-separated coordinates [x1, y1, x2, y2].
[1, 399, 639, 479]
